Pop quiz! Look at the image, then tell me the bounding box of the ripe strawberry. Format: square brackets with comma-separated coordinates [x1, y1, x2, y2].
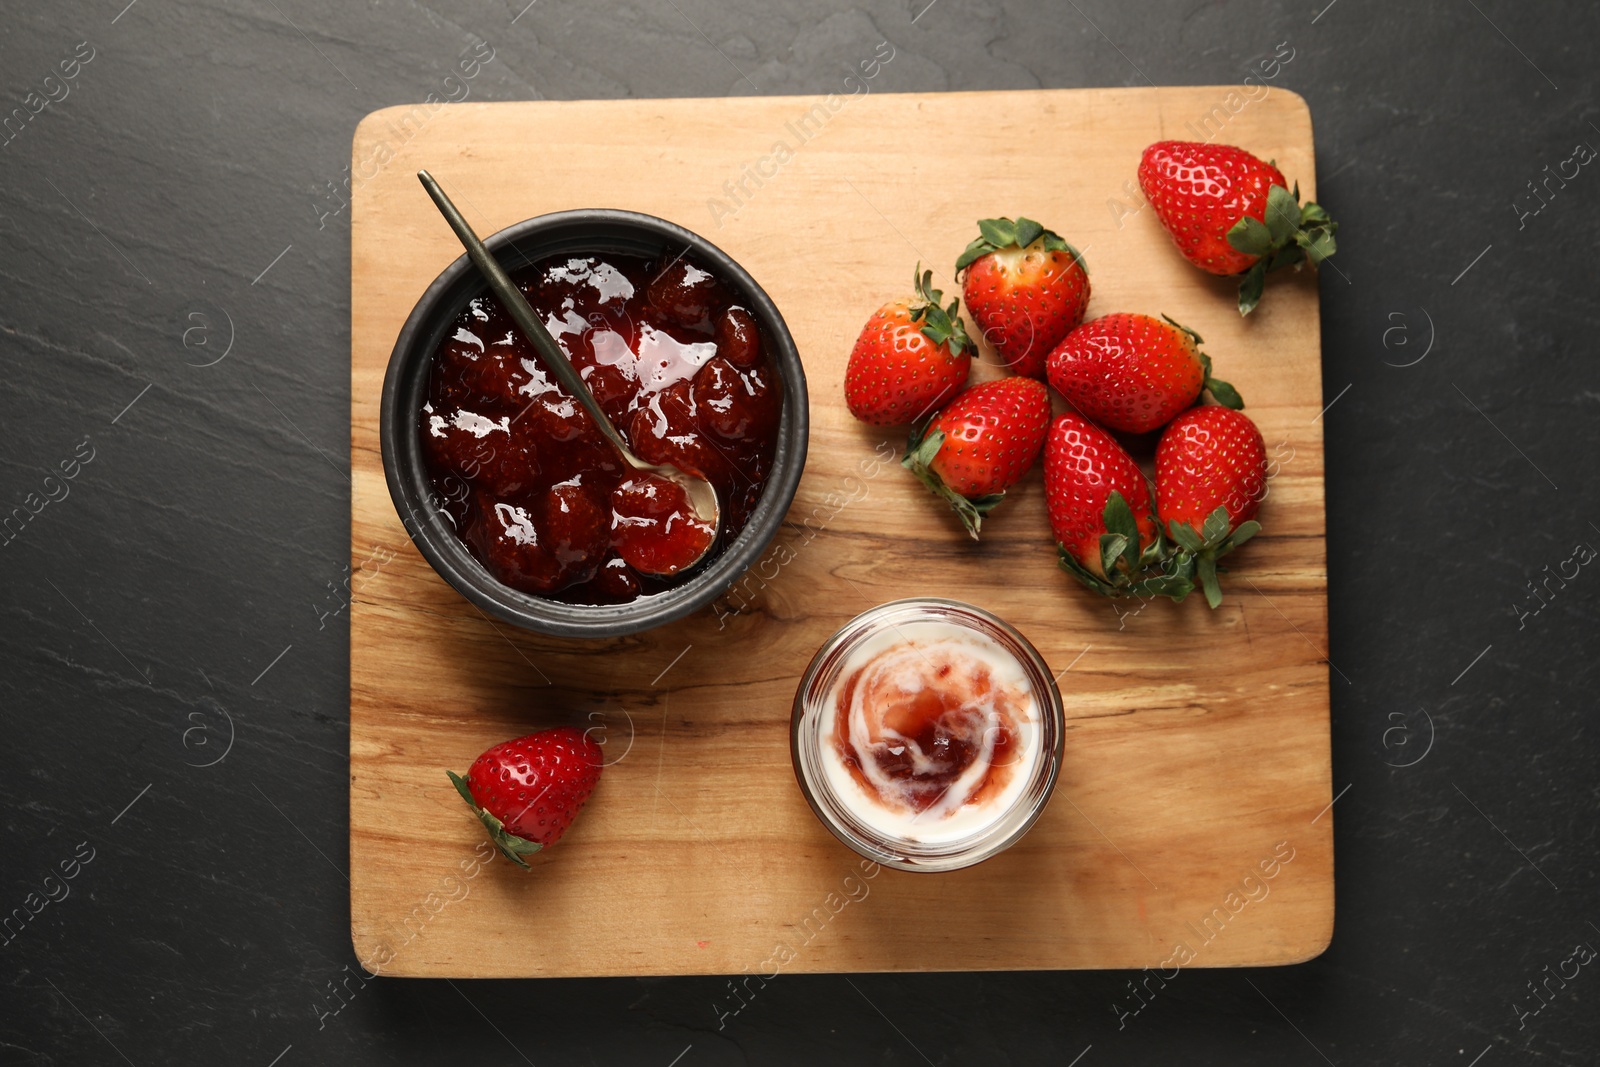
[844, 267, 972, 425]
[1043, 413, 1176, 597]
[1047, 313, 1242, 434]
[902, 377, 1052, 539]
[1138, 140, 1337, 315]
[1155, 405, 1267, 608]
[447, 726, 602, 868]
[955, 217, 1090, 378]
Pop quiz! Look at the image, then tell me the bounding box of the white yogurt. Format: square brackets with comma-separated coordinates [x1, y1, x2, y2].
[818, 620, 1043, 846]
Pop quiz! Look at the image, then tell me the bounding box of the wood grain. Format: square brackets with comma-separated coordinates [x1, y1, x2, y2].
[350, 88, 1334, 979]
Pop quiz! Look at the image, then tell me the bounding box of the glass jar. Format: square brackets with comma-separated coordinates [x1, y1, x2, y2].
[790, 598, 1065, 872]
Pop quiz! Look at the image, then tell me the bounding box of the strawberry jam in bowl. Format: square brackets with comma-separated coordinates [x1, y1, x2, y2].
[381, 210, 807, 638]
[791, 598, 1064, 872]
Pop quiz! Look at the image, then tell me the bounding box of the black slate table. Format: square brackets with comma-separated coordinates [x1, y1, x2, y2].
[2, 1, 1596, 1064]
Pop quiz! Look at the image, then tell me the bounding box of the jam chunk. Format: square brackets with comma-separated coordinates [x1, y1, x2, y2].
[646, 259, 731, 329]
[714, 306, 763, 369]
[610, 474, 716, 578]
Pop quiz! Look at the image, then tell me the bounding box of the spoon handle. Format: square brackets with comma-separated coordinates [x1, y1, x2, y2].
[416, 170, 635, 462]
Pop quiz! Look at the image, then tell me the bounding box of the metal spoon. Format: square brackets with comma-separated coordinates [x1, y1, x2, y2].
[417, 170, 721, 574]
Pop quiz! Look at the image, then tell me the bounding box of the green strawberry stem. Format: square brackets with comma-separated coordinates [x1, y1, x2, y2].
[1160, 315, 1244, 410]
[909, 265, 972, 357]
[1225, 183, 1338, 316]
[1055, 496, 1264, 608]
[1099, 489, 1144, 578]
[902, 426, 1003, 540]
[1055, 491, 1191, 600]
[447, 769, 543, 870]
[1058, 546, 1194, 602]
[1198, 353, 1244, 409]
[954, 216, 1087, 274]
[1166, 507, 1262, 609]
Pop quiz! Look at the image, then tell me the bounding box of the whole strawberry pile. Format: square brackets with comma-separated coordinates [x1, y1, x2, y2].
[844, 141, 1336, 610]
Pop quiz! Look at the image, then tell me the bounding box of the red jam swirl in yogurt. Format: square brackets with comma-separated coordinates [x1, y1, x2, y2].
[418, 252, 782, 603]
[822, 621, 1040, 842]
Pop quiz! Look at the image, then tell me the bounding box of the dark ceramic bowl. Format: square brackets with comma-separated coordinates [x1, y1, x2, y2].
[379, 209, 808, 638]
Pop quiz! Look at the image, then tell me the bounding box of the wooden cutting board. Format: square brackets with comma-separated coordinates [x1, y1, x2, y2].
[349, 87, 1334, 979]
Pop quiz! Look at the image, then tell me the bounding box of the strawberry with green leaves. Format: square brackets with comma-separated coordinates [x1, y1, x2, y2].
[448, 726, 603, 869]
[1044, 413, 1189, 599]
[845, 267, 972, 425]
[903, 376, 1051, 539]
[1155, 405, 1267, 608]
[1138, 140, 1337, 315]
[955, 216, 1090, 378]
[1046, 313, 1242, 434]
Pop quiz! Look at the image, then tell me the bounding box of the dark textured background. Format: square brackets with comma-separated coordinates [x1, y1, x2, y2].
[2, 1, 1596, 1064]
